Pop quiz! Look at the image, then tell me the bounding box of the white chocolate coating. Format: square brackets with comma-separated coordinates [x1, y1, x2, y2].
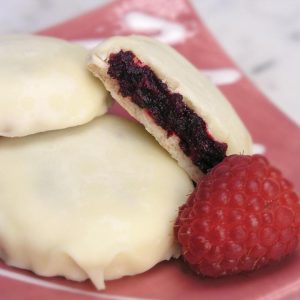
[0, 115, 193, 289]
[88, 35, 252, 181]
[0, 34, 111, 137]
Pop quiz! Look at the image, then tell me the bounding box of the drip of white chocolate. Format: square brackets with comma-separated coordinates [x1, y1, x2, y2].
[0, 115, 193, 289]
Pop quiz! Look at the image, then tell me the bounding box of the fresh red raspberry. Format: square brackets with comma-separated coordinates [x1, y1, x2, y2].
[174, 154, 300, 277]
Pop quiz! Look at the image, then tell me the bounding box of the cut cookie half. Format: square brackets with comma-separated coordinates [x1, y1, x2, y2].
[88, 35, 252, 181]
[0, 34, 111, 137]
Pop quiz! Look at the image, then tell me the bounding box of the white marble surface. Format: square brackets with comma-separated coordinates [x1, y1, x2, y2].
[0, 0, 299, 125]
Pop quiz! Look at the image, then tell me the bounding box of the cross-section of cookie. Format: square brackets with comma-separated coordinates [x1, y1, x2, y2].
[0, 115, 193, 289]
[0, 34, 111, 137]
[88, 35, 252, 181]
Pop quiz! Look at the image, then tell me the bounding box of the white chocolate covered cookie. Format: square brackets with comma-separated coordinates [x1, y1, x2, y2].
[0, 115, 193, 289]
[0, 34, 111, 137]
[88, 35, 252, 181]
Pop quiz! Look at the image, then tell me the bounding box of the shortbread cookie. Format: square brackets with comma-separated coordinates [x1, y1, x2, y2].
[0, 115, 193, 289]
[88, 35, 252, 181]
[0, 34, 111, 137]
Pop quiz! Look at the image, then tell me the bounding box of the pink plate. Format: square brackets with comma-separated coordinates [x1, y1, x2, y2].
[1, 0, 300, 299]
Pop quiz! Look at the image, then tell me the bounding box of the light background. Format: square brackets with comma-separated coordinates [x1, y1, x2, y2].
[0, 0, 299, 125]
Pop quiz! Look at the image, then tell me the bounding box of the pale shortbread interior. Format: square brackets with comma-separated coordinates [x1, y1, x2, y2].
[88, 35, 252, 181]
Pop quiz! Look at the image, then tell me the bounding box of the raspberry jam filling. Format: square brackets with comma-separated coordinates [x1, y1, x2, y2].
[107, 50, 227, 173]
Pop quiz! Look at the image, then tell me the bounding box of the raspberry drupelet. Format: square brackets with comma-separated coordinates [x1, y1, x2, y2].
[174, 154, 300, 277]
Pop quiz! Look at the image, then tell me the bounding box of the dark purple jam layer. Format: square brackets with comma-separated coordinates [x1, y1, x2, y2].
[107, 50, 227, 173]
